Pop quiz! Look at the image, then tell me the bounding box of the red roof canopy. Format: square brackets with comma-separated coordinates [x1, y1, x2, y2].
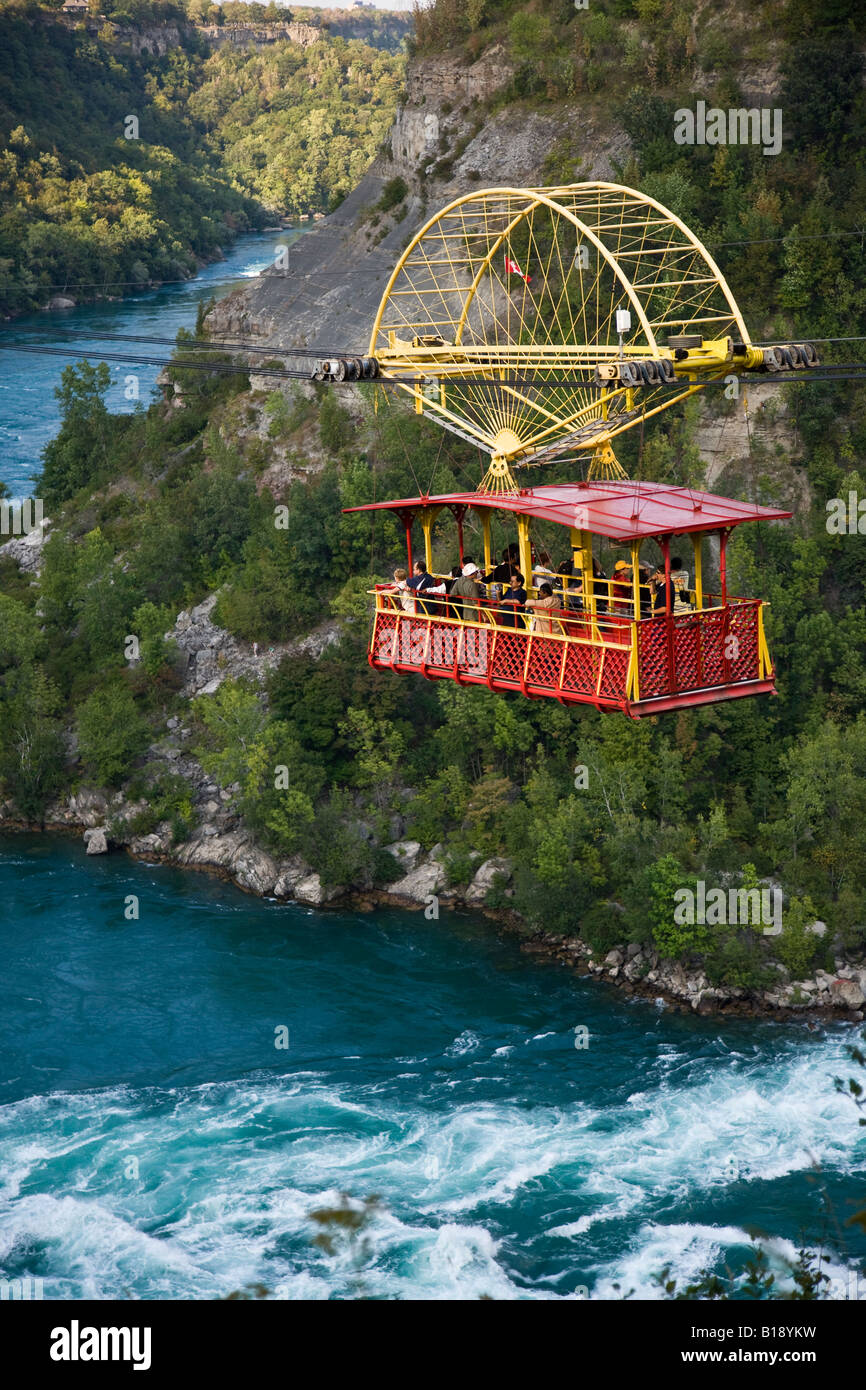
[343, 479, 792, 543]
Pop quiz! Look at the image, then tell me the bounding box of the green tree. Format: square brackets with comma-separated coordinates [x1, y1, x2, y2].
[39, 362, 112, 504]
[76, 683, 149, 786]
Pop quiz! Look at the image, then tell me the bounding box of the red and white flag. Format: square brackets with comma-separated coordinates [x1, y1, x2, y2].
[504, 255, 531, 283]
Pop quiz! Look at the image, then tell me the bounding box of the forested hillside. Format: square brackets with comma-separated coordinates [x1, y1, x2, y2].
[0, 2, 405, 312]
[2, 0, 866, 1006]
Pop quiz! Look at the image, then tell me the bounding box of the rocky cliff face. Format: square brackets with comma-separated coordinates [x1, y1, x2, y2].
[52, 13, 320, 53]
[205, 44, 629, 356]
[197, 22, 320, 50]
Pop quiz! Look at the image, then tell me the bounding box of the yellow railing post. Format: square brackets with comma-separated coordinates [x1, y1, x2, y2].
[572, 526, 596, 618]
[627, 621, 640, 701]
[517, 514, 532, 593]
[693, 533, 703, 610]
[758, 603, 772, 677]
[419, 506, 442, 573]
[630, 539, 641, 621]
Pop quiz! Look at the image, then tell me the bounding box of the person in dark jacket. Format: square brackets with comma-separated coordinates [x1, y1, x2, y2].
[556, 559, 583, 611]
[482, 547, 520, 590]
[498, 570, 527, 628]
[441, 564, 462, 619]
[652, 567, 677, 614]
[408, 560, 440, 615]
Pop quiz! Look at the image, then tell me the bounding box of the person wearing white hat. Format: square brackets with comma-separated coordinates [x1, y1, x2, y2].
[449, 561, 484, 621]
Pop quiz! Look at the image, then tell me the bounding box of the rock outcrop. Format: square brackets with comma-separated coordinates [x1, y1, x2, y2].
[169, 593, 340, 697]
[0, 516, 51, 575]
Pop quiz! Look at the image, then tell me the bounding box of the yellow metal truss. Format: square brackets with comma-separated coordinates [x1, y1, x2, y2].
[369, 182, 751, 479]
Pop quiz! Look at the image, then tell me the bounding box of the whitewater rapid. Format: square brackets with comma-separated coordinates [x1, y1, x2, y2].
[1, 837, 864, 1300]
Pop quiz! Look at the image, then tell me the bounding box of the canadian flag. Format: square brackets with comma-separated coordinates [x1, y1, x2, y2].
[504, 255, 531, 283]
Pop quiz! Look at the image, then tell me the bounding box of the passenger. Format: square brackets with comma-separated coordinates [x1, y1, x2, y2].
[449, 561, 484, 622]
[441, 564, 462, 619]
[526, 580, 557, 634]
[592, 555, 608, 614]
[611, 559, 631, 614]
[482, 547, 520, 592]
[498, 570, 527, 628]
[385, 567, 414, 614]
[531, 549, 557, 589]
[407, 559, 435, 592]
[651, 566, 677, 615]
[670, 554, 689, 594]
[407, 559, 441, 616]
[557, 559, 583, 612]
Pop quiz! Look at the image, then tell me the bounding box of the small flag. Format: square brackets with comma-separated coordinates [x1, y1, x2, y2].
[504, 255, 531, 283]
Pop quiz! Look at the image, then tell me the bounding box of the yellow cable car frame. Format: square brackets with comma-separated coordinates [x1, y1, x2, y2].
[369, 182, 762, 487]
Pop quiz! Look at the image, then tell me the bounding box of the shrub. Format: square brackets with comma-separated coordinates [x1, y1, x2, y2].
[580, 901, 627, 956]
[776, 895, 821, 978]
[376, 176, 409, 213]
[76, 684, 149, 787]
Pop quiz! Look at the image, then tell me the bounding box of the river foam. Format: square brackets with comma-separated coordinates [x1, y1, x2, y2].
[1, 836, 864, 1299]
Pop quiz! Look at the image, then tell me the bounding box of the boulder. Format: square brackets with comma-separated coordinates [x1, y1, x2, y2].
[669, 963, 688, 993]
[389, 860, 446, 904]
[831, 978, 866, 1010]
[84, 827, 108, 855]
[273, 856, 312, 898]
[69, 789, 108, 827]
[294, 873, 331, 906]
[465, 856, 513, 902]
[176, 831, 251, 874]
[129, 832, 169, 856]
[806, 919, 827, 938]
[0, 515, 51, 574]
[604, 949, 624, 968]
[385, 840, 422, 874]
[233, 847, 279, 896]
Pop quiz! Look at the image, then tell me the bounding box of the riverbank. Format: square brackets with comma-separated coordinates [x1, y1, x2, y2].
[3, 805, 863, 1027]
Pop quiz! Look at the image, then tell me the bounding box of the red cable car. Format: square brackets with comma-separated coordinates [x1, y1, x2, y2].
[345, 479, 791, 718]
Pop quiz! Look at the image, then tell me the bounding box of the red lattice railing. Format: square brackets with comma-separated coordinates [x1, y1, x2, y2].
[370, 591, 767, 711]
[635, 601, 762, 700]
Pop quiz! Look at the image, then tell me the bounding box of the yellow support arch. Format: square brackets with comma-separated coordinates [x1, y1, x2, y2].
[369, 181, 752, 479]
